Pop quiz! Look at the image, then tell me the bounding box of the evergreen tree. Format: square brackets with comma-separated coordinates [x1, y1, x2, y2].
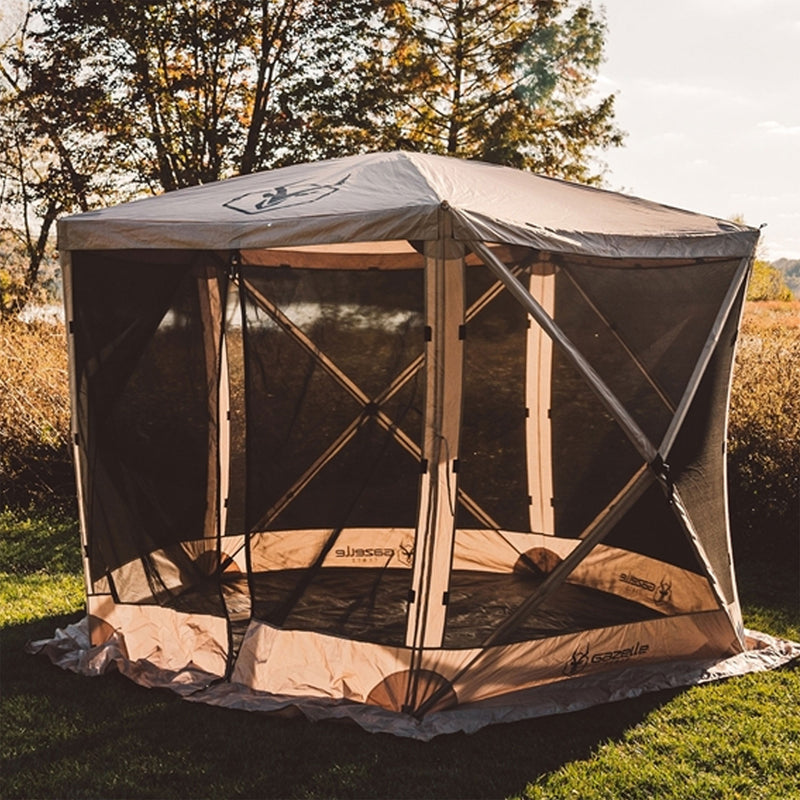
[350, 0, 623, 183]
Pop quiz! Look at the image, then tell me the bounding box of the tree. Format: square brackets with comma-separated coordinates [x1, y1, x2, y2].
[0, 2, 113, 313]
[747, 260, 793, 302]
[2, 0, 624, 312]
[1, 0, 384, 311]
[14, 0, 378, 193]
[345, 0, 624, 183]
[17, 0, 621, 194]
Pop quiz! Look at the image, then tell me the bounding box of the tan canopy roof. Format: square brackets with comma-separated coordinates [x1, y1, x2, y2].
[58, 151, 758, 260]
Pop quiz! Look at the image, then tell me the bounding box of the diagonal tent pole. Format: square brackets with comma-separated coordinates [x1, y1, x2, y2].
[242, 278, 374, 409]
[253, 415, 367, 530]
[474, 465, 654, 647]
[463, 234, 745, 609]
[241, 278, 424, 530]
[462, 236, 742, 615]
[561, 268, 677, 414]
[465, 237, 659, 465]
[554, 256, 752, 630]
[239, 276, 424, 626]
[558, 255, 752, 642]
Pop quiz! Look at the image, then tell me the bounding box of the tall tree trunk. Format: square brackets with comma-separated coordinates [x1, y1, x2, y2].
[446, 0, 465, 154]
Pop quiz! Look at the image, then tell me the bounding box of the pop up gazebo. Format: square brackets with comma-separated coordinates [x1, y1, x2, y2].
[44, 152, 798, 738]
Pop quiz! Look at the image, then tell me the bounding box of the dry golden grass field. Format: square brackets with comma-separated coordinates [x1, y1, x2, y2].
[1, 299, 798, 524]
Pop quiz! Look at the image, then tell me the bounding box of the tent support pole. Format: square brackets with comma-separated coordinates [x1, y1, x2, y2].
[406, 218, 465, 655]
[61, 251, 93, 602]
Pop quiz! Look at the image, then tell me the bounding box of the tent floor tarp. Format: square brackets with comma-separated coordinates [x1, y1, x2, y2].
[249, 568, 663, 647]
[27, 619, 800, 740]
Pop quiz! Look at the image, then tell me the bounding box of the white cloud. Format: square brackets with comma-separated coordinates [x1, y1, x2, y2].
[757, 120, 800, 136]
[600, 0, 800, 258]
[635, 79, 720, 100]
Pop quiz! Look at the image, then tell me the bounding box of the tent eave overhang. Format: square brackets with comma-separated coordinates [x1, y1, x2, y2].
[57, 206, 759, 262]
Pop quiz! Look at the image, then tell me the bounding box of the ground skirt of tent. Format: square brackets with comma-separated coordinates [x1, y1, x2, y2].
[27, 618, 800, 739]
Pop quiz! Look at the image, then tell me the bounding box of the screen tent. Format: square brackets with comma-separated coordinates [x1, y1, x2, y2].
[36, 152, 799, 738]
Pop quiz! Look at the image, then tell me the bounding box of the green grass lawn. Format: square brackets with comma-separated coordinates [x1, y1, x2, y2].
[1, 507, 798, 800]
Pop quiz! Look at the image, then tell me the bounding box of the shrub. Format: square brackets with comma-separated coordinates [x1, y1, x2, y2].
[0, 267, 27, 317]
[746, 260, 794, 302]
[727, 301, 799, 551]
[0, 317, 73, 507]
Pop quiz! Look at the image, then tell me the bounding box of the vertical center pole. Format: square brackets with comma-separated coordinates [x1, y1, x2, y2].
[405, 208, 465, 650]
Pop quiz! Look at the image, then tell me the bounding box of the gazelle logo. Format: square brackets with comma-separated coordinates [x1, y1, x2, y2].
[653, 577, 673, 605]
[224, 174, 350, 215]
[334, 545, 395, 560]
[563, 642, 590, 676]
[619, 571, 674, 606]
[619, 572, 656, 592]
[332, 538, 415, 565]
[563, 640, 650, 676]
[397, 539, 415, 566]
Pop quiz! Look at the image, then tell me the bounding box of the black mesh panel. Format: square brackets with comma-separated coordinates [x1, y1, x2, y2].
[668, 286, 746, 604]
[457, 261, 530, 531]
[241, 264, 424, 645]
[562, 259, 740, 416]
[73, 251, 226, 613]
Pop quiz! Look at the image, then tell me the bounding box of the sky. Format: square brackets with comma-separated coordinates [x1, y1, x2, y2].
[597, 0, 800, 260]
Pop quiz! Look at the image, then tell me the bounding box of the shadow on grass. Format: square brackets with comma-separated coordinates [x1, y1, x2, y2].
[2, 612, 686, 800]
[730, 509, 800, 640]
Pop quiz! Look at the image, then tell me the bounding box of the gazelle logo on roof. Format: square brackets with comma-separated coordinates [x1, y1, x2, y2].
[224, 174, 351, 215]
